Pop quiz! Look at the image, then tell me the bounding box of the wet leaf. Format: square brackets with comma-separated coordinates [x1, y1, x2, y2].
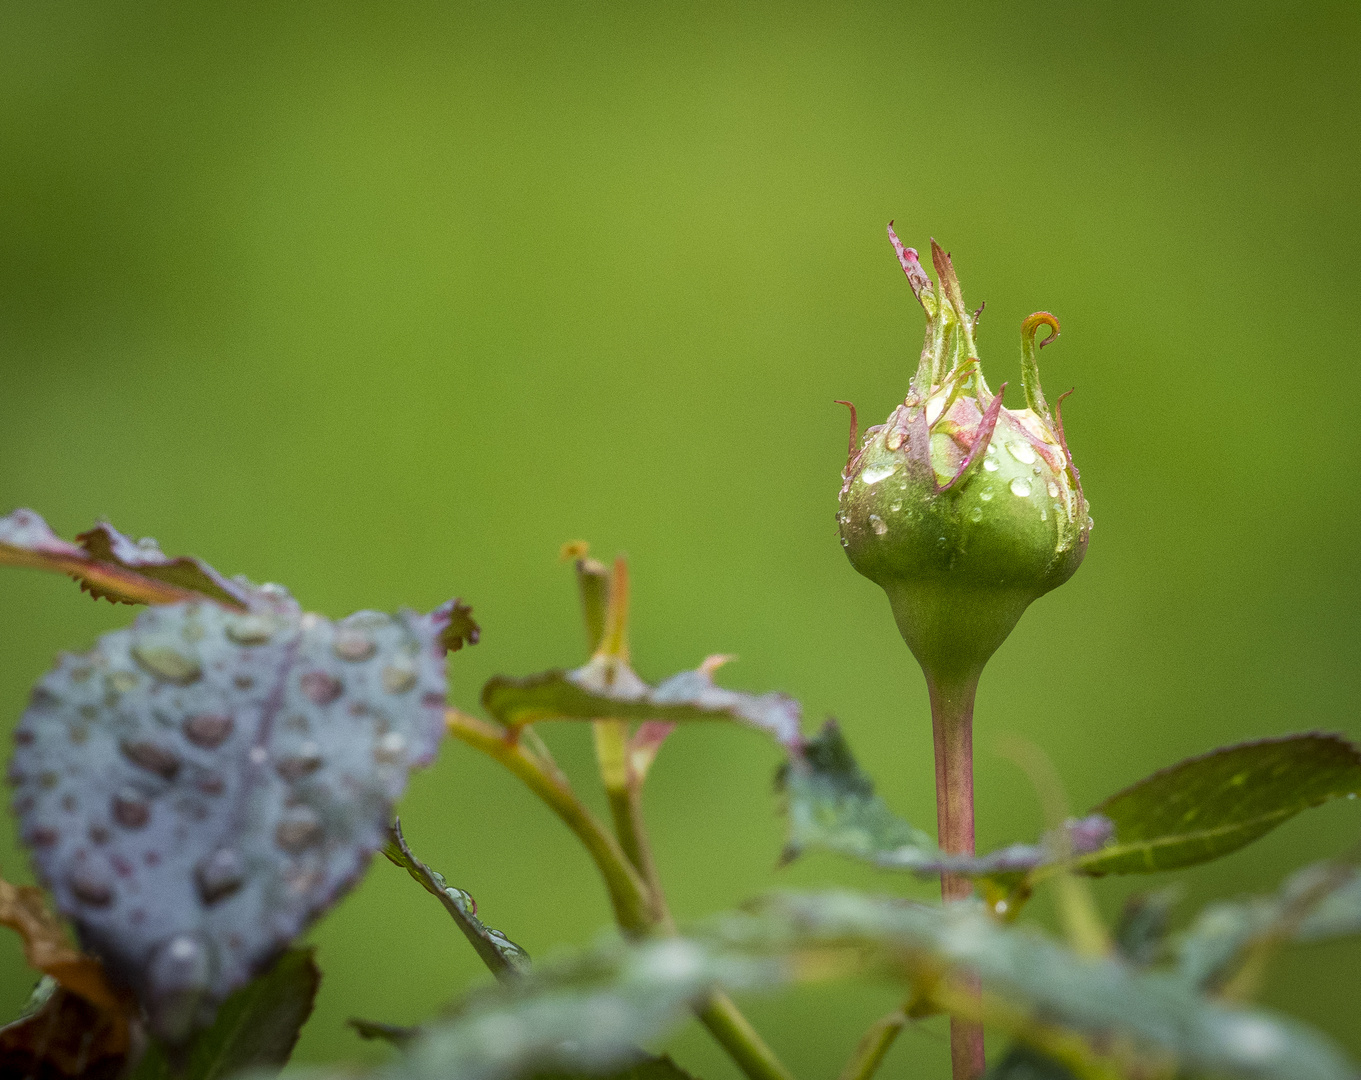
[11, 589, 456, 1042]
[383, 819, 530, 981]
[482, 655, 802, 748]
[298, 891, 1355, 1080]
[0, 509, 249, 610]
[1078, 734, 1361, 876]
[778, 721, 1111, 876]
[130, 948, 320, 1080]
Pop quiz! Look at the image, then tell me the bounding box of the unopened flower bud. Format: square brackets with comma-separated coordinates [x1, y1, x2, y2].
[838, 227, 1090, 685]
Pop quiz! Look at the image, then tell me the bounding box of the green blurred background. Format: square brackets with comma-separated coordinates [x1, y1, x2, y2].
[2, 2, 1359, 1076]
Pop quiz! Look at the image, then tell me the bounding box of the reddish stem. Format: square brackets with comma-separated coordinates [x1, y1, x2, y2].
[927, 674, 985, 1080]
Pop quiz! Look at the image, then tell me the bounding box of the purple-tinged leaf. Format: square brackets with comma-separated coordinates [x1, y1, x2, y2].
[438, 601, 481, 654]
[383, 820, 529, 982]
[481, 654, 802, 749]
[778, 721, 1111, 877]
[10, 588, 455, 1042]
[0, 509, 249, 611]
[1078, 733, 1361, 876]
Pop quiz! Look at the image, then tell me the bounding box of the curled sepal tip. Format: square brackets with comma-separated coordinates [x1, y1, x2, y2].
[1020, 312, 1060, 419]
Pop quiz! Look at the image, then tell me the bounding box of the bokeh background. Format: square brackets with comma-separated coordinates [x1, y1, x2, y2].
[2, 2, 1359, 1076]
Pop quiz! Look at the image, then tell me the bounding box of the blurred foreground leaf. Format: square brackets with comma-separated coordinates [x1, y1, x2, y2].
[1112, 889, 1180, 969]
[383, 819, 531, 981]
[1077, 734, 1361, 875]
[11, 591, 457, 1041]
[131, 948, 320, 1079]
[779, 721, 1112, 876]
[1177, 857, 1361, 991]
[0, 508, 250, 609]
[276, 890, 1356, 1080]
[533, 1056, 699, 1080]
[482, 654, 802, 748]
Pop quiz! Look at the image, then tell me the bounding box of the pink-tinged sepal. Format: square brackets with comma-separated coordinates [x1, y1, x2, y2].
[938, 383, 1006, 494]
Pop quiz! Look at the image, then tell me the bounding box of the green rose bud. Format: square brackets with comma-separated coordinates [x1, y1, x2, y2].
[838, 226, 1091, 687]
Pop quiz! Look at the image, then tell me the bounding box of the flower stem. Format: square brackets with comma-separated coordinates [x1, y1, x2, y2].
[926, 673, 986, 1080]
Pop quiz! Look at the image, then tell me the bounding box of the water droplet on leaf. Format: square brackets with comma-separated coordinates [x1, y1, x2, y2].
[183, 714, 233, 749]
[132, 643, 201, 685]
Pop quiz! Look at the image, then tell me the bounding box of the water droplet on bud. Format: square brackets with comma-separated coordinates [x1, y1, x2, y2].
[870, 515, 887, 536]
[860, 463, 897, 485]
[1010, 478, 1032, 498]
[1007, 442, 1037, 465]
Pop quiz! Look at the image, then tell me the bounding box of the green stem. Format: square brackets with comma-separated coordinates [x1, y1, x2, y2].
[452, 708, 796, 1080]
[835, 1009, 906, 1080]
[594, 716, 670, 928]
[696, 991, 798, 1080]
[446, 709, 653, 935]
[592, 721, 797, 1080]
[926, 674, 986, 1080]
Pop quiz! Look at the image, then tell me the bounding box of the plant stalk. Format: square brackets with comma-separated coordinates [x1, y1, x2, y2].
[452, 709, 796, 1080]
[593, 716, 671, 927]
[445, 709, 654, 934]
[926, 674, 986, 1080]
[696, 991, 798, 1080]
[835, 1008, 906, 1080]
